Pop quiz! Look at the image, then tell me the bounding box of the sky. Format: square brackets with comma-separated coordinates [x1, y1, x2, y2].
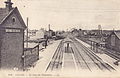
[1, 0, 120, 31]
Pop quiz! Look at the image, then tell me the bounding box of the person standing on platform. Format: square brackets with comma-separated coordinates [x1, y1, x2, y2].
[67, 43, 69, 52]
[44, 37, 48, 48]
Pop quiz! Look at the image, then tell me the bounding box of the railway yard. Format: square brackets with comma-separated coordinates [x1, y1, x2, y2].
[46, 36, 115, 73]
[24, 33, 120, 77]
[4, 34, 120, 77]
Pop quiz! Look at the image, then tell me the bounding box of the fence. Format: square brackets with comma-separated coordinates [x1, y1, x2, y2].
[23, 45, 39, 69]
[23, 39, 50, 70]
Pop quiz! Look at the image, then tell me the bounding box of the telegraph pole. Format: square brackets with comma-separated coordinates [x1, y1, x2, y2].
[26, 17, 29, 48]
[98, 25, 103, 41]
[48, 24, 50, 38]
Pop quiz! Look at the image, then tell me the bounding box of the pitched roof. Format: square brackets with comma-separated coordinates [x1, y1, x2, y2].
[0, 8, 8, 23]
[114, 32, 120, 39]
[0, 7, 26, 29]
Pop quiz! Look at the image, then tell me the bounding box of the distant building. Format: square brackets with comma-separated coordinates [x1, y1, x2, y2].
[30, 28, 46, 40]
[71, 29, 84, 37]
[0, 0, 26, 70]
[105, 31, 120, 52]
[28, 29, 38, 37]
[24, 29, 38, 41]
[35, 28, 46, 39]
[44, 30, 55, 39]
[72, 29, 79, 36]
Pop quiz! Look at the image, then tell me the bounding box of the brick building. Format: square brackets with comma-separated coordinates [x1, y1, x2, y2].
[0, 0, 26, 70]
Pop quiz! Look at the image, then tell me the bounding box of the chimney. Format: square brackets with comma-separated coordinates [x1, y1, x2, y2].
[5, 0, 13, 11]
[48, 24, 50, 31]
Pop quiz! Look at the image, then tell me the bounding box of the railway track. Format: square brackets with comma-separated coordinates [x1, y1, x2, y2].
[71, 43, 92, 71]
[78, 38, 120, 63]
[46, 37, 115, 72]
[46, 40, 64, 72]
[100, 48, 120, 60]
[71, 38, 115, 72]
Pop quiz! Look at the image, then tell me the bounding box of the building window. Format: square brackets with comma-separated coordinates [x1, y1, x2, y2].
[12, 17, 16, 24]
[5, 29, 21, 33]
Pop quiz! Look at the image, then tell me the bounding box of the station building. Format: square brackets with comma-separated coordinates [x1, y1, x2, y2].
[105, 31, 120, 52]
[0, 0, 26, 70]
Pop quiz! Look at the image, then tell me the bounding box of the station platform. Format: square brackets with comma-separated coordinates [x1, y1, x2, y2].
[28, 40, 62, 73]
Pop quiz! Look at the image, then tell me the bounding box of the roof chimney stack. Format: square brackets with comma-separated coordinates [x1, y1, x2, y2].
[48, 24, 50, 31]
[5, 0, 13, 11]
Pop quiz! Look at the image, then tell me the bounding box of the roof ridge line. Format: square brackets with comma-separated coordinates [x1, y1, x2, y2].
[0, 7, 16, 25]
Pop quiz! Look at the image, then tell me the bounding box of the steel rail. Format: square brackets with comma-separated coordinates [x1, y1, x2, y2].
[71, 40, 92, 71]
[75, 38, 115, 71]
[46, 40, 63, 71]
